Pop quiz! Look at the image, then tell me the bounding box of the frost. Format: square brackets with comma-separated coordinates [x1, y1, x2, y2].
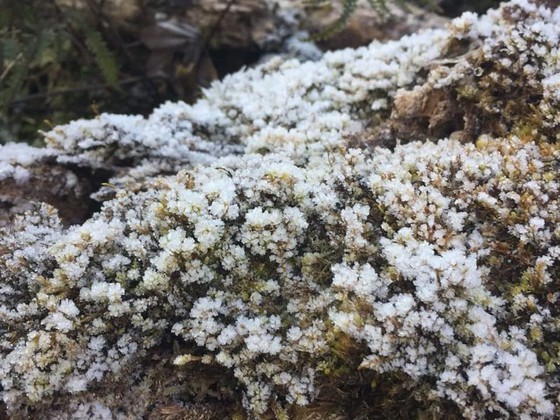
[0, 143, 57, 183]
[2, 1, 560, 419]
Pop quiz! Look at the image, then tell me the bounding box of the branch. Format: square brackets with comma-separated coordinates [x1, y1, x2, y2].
[7, 75, 168, 106]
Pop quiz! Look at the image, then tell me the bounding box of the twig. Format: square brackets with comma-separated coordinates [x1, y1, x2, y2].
[0, 53, 22, 83]
[196, 0, 237, 69]
[8, 75, 167, 105]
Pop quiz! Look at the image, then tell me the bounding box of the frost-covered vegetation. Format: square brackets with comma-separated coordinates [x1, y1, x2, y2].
[1, 0, 560, 418]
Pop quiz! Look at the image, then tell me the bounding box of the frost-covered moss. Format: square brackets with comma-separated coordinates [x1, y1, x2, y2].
[1, 1, 560, 418]
[2, 136, 559, 418]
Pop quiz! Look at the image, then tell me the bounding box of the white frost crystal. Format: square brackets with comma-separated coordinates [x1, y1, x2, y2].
[1, 1, 560, 418]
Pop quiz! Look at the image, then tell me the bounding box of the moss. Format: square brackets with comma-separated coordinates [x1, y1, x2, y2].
[2, 2, 560, 418]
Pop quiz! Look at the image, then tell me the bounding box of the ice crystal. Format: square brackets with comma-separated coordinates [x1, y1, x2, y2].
[1, 1, 560, 418]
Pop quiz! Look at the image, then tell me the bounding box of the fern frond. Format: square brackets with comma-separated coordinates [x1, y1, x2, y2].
[311, 0, 360, 40]
[1, 34, 43, 108]
[367, 0, 390, 17]
[84, 27, 119, 88]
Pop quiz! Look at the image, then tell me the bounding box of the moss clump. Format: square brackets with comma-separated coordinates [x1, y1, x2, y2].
[1, 1, 560, 418]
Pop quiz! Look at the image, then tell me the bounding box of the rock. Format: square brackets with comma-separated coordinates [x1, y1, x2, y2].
[307, 1, 449, 49]
[0, 143, 92, 226]
[55, 0, 143, 24]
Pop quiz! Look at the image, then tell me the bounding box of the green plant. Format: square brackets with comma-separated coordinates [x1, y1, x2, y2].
[0, 1, 125, 144]
[0, 0, 177, 145]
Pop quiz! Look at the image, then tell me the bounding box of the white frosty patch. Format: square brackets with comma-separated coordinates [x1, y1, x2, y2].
[0, 143, 58, 183]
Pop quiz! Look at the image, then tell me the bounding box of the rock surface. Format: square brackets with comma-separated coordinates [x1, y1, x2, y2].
[0, 143, 93, 227]
[1, 1, 560, 418]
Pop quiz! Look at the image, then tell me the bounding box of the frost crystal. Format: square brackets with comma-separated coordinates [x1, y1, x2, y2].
[1, 1, 560, 418]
